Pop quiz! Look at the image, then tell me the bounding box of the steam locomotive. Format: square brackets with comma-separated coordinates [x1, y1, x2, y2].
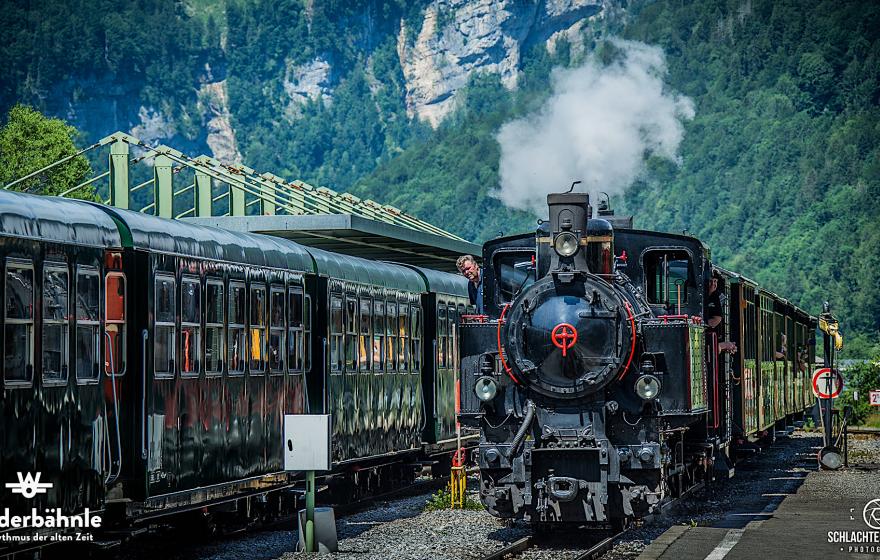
[458, 191, 816, 529]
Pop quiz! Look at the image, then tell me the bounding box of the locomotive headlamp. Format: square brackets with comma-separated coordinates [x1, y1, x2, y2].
[554, 232, 579, 257]
[634, 374, 661, 400]
[475, 376, 498, 402]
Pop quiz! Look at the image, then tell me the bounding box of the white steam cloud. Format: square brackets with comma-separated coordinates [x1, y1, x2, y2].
[494, 39, 695, 214]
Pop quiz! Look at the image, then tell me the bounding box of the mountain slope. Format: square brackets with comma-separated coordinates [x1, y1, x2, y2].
[355, 0, 880, 351]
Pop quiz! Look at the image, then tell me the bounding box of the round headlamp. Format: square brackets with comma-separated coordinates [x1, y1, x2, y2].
[474, 376, 498, 402]
[634, 374, 661, 400]
[554, 232, 579, 257]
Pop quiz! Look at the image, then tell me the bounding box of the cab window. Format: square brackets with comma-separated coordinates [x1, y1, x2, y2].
[493, 250, 536, 305]
[644, 250, 692, 306]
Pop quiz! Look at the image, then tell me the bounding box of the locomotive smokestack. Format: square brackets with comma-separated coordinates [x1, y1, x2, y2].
[546, 190, 592, 275]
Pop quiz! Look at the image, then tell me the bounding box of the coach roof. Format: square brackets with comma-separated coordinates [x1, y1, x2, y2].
[400, 264, 469, 298]
[308, 247, 425, 293]
[97, 205, 314, 273]
[0, 190, 122, 248]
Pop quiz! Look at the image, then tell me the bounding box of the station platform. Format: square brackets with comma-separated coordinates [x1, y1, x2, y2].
[639, 455, 880, 560]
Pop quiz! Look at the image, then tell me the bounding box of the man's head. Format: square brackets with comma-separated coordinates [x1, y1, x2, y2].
[709, 269, 724, 294]
[457, 255, 480, 284]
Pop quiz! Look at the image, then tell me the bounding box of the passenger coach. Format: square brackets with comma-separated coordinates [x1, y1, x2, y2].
[0, 189, 471, 543]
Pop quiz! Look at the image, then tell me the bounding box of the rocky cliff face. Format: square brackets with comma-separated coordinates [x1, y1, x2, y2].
[283, 57, 334, 120]
[25, 1, 617, 162]
[396, 0, 605, 126]
[198, 80, 242, 164]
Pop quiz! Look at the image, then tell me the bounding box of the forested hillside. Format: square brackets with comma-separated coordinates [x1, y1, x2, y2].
[354, 0, 880, 354]
[624, 0, 880, 352]
[1, 0, 877, 352]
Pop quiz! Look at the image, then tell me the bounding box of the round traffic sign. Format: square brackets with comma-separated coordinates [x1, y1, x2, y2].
[812, 368, 843, 399]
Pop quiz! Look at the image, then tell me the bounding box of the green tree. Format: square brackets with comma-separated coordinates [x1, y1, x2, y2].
[840, 357, 880, 426]
[0, 105, 94, 199]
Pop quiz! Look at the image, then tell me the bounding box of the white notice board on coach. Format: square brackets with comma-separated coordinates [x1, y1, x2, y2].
[283, 414, 331, 472]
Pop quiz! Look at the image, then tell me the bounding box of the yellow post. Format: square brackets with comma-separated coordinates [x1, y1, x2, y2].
[450, 466, 466, 508]
[450, 447, 466, 509]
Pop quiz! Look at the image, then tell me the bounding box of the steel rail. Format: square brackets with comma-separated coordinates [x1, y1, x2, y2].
[478, 536, 533, 560]
[477, 529, 624, 560]
[573, 531, 623, 560]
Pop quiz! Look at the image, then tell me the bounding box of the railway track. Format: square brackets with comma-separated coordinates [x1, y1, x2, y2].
[479, 530, 622, 560]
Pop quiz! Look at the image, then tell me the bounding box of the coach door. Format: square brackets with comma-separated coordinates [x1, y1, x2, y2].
[327, 283, 346, 461]
[103, 261, 126, 490]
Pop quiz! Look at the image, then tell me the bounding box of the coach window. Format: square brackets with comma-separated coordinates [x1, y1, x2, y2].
[250, 284, 267, 374]
[5, 259, 34, 383]
[154, 274, 175, 377]
[269, 285, 285, 374]
[288, 286, 303, 373]
[457, 304, 466, 366]
[228, 282, 246, 375]
[304, 294, 312, 372]
[330, 295, 343, 372]
[373, 299, 385, 372]
[448, 304, 458, 370]
[181, 278, 201, 376]
[398, 302, 409, 371]
[411, 306, 422, 371]
[42, 264, 69, 384]
[438, 304, 448, 369]
[105, 272, 126, 375]
[77, 267, 101, 382]
[386, 299, 397, 372]
[359, 297, 372, 371]
[774, 312, 785, 360]
[644, 250, 691, 306]
[344, 296, 358, 372]
[205, 279, 224, 375]
[761, 304, 773, 362]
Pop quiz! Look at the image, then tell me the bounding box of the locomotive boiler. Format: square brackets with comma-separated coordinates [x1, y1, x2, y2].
[459, 191, 729, 529]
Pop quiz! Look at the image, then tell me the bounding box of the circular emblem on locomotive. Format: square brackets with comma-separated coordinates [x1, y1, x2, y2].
[550, 323, 578, 357]
[503, 274, 635, 399]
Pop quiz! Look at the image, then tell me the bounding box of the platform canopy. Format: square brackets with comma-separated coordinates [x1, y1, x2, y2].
[1, 130, 482, 272]
[185, 214, 480, 272]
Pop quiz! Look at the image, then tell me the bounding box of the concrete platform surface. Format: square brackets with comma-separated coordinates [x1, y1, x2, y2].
[639, 463, 880, 560]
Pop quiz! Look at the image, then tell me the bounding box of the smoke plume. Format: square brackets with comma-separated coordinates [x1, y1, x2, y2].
[494, 39, 695, 214]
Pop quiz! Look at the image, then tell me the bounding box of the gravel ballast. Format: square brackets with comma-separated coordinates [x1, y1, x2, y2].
[114, 429, 880, 560]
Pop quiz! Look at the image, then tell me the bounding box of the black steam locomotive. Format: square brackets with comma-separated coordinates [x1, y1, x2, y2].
[459, 191, 816, 528]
